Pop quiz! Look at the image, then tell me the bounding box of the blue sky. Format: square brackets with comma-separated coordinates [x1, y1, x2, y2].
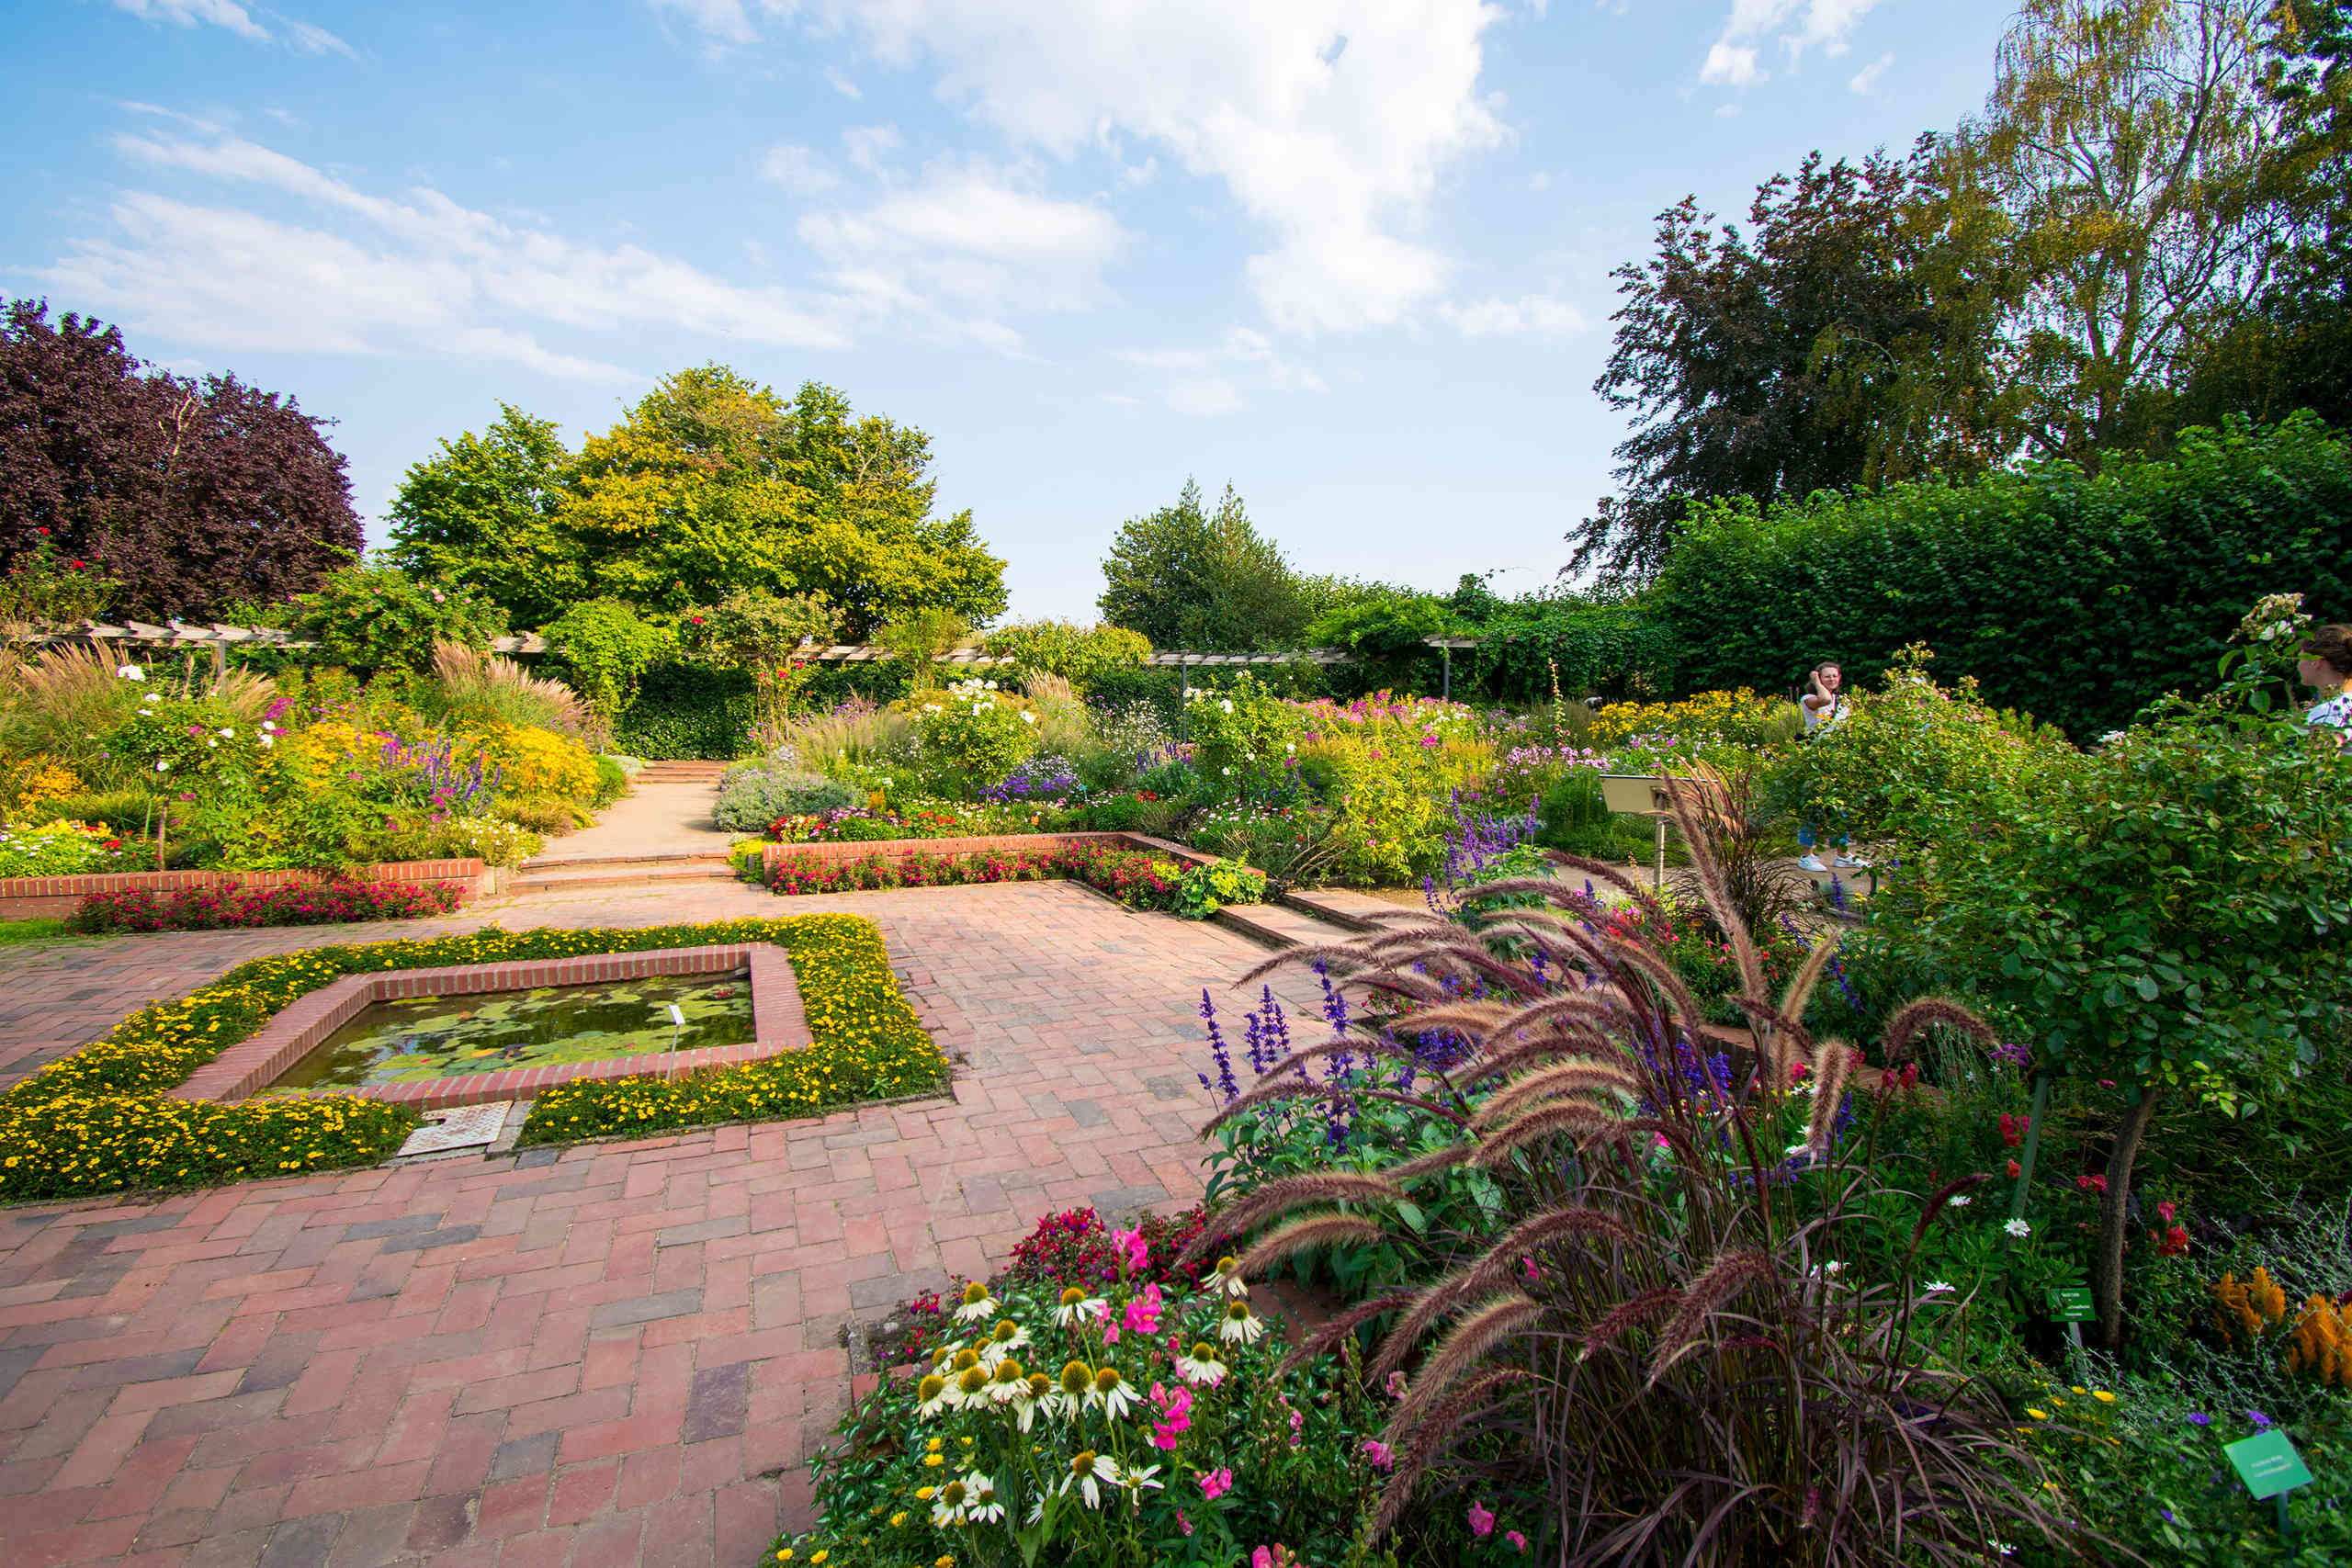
[10, 0, 2014, 625]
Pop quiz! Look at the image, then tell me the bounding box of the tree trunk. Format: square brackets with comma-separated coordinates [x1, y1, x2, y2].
[2094, 1088, 2160, 1349]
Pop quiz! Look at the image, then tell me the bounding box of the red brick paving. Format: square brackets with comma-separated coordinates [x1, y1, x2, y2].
[0, 879, 1325, 1565]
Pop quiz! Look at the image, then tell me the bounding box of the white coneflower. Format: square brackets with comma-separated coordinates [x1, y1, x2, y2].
[1217, 1299, 1265, 1346]
[953, 1281, 1000, 1323]
[947, 1364, 990, 1410]
[1201, 1257, 1250, 1300]
[1925, 1280, 1955, 1293]
[1174, 1342, 1227, 1388]
[1060, 1450, 1121, 1509]
[1119, 1463, 1164, 1504]
[1012, 1371, 1054, 1432]
[2004, 1218, 2032, 1239]
[930, 1476, 971, 1528]
[915, 1372, 953, 1418]
[1056, 1359, 1093, 1419]
[116, 665, 144, 681]
[986, 1359, 1026, 1405]
[1089, 1364, 1138, 1419]
[977, 1318, 1029, 1369]
[1051, 1287, 1104, 1328]
[963, 1472, 1005, 1525]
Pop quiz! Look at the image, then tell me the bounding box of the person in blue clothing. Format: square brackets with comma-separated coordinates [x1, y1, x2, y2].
[1795, 660, 1865, 873]
[2300, 625, 2352, 743]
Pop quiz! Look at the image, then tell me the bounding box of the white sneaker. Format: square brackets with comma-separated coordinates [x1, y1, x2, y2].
[1796, 852, 1827, 873]
[1834, 853, 1871, 869]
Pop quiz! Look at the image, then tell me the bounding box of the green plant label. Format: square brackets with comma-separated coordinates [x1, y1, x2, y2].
[2046, 1287, 2095, 1323]
[2224, 1430, 2313, 1500]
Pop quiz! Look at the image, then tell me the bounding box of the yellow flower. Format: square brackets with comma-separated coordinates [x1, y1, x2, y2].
[2092, 1390, 2116, 1403]
[2027, 1408, 2049, 1420]
[777, 1552, 793, 1562]
[890, 1512, 909, 1528]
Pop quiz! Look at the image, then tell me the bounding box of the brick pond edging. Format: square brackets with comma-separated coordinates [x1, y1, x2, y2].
[171, 942, 810, 1111]
[0, 856, 505, 920]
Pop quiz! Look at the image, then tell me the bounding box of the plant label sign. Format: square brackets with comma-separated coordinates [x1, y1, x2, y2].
[2046, 1288, 2096, 1323]
[2224, 1430, 2313, 1500]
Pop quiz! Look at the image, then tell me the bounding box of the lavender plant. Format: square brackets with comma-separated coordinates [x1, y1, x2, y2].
[1182, 787, 2088, 1565]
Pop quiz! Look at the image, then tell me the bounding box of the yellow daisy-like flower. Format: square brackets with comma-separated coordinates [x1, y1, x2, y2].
[2092, 1390, 2117, 1404]
[890, 1512, 909, 1528]
[2027, 1408, 2049, 1420]
[777, 1552, 793, 1562]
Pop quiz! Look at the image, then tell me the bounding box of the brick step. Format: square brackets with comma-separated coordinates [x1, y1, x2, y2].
[509, 864, 742, 894]
[519, 849, 737, 873]
[1277, 887, 1406, 931]
[1210, 901, 1360, 951]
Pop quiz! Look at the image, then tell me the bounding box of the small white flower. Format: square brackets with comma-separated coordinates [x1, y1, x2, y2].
[116, 664, 144, 681]
[1050, 1289, 1105, 1328]
[1925, 1280, 1954, 1293]
[1060, 1450, 1121, 1509]
[963, 1472, 1005, 1525]
[1021, 711, 1035, 725]
[258, 734, 274, 749]
[1217, 1300, 1265, 1345]
[2004, 1218, 2032, 1239]
[952, 1283, 1000, 1322]
[1174, 1343, 1227, 1388]
[1201, 1257, 1250, 1299]
[1220, 699, 1233, 713]
[218, 728, 234, 739]
[155, 761, 169, 773]
[1948, 1194, 1973, 1208]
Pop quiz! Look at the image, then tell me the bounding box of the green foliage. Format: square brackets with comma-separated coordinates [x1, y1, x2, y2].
[292, 563, 507, 674]
[1768, 647, 2078, 845]
[912, 680, 1037, 793]
[978, 620, 1151, 690]
[1174, 857, 1267, 919]
[0, 535, 115, 627]
[613, 662, 752, 760]
[542, 599, 675, 722]
[385, 373, 1008, 634]
[872, 606, 969, 693]
[1183, 673, 1303, 792]
[713, 765, 855, 832]
[1653, 417, 2352, 737]
[1468, 591, 1677, 702]
[1098, 479, 1306, 649]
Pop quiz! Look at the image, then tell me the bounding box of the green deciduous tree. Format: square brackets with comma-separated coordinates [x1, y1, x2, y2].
[1098, 479, 1306, 649]
[385, 369, 1007, 637]
[542, 599, 676, 723]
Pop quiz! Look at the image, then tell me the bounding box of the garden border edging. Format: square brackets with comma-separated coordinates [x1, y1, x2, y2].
[0, 857, 504, 920]
[759, 830, 1216, 878]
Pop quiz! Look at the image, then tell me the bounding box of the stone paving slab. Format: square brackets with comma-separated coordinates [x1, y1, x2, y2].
[0, 878, 1334, 1566]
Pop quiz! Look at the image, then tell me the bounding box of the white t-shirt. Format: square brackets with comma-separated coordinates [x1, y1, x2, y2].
[2306, 694, 2352, 730]
[1804, 694, 1848, 736]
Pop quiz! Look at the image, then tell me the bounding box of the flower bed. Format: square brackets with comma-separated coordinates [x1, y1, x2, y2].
[762, 840, 1187, 908]
[0, 857, 499, 921]
[0, 916, 942, 1201]
[70, 877, 464, 933]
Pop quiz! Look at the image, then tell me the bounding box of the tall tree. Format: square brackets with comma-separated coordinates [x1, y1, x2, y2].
[0, 299, 359, 619]
[1566, 147, 2004, 581]
[1966, 0, 2284, 457]
[386, 367, 1007, 636]
[1097, 479, 1306, 649]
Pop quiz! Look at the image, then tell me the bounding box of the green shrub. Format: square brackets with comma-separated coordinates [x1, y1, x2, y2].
[1654, 414, 2352, 738]
[26, 789, 156, 834]
[978, 620, 1151, 690]
[911, 679, 1037, 791]
[713, 766, 855, 831]
[1174, 856, 1266, 918]
[1182, 671, 1301, 792]
[591, 754, 629, 807]
[543, 599, 675, 722]
[1470, 590, 1677, 702]
[292, 564, 507, 674]
[614, 661, 752, 759]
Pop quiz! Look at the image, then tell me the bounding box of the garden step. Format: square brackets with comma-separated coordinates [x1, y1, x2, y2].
[519, 849, 736, 873]
[1211, 902, 1361, 952]
[1278, 887, 1405, 931]
[509, 864, 741, 893]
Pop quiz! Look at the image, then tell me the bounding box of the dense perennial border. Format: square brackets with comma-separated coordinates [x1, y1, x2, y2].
[0, 916, 944, 1202]
[758, 840, 1191, 908]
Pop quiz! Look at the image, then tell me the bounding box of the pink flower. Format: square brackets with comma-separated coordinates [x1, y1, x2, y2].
[1469, 1502, 1496, 1539]
[1384, 1371, 1408, 1400]
[1112, 1225, 1149, 1273]
[2157, 1201, 2177, 1224]
[1507, 1529, 1529, 1553]
[1149, 1382, 1193, 1449]
[1124, 1282, 1163, 1337]
[1253, 1550, 1273, 1568]
[1360, 1438, 1394, 1472]
[1176, 1508, 1193, 1537]
[1202, 1468, 1233, 1501]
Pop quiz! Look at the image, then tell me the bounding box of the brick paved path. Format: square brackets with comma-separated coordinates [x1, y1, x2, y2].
[0, 879, 1326, 1566]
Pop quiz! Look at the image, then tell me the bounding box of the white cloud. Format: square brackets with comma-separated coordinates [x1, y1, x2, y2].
[649, 0, 758, 45]
[107, 0, 266, 40]
[1116, 324, 1325, 414]
[761, 142, 840, 194]
[45, 130, 854, 383]
[825, 66, 864, 98]
[1527, 170, 1550, 192]
[797, 158, 1129, 333]
[1439, 294, 1587, 338]
[1699, 0, 1879, 87]
[671, 0, 1507, 336]
[107, 0, 351, 54]
[1849, 51, 1891, 94]
[842, 123, 903, 174]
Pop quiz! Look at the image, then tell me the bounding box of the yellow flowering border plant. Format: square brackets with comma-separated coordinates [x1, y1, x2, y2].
[0, 916, 944, 1202]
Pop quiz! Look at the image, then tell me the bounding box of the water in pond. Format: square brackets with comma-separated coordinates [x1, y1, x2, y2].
[271, 967, 754, 1089]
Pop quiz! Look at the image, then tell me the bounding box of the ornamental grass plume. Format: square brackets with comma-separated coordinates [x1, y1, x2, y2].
[1182, 775, 2088, 1565]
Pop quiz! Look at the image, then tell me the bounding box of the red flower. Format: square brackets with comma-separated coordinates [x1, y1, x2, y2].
[1998, 1112, 2023, 1148]
[2006, 1158, 2021, 1179]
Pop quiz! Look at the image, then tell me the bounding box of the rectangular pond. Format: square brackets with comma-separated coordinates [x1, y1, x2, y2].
[270, 967, 754, 1089]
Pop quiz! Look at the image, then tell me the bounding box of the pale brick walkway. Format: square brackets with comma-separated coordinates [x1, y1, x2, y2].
[0, 879, 1324, 1566]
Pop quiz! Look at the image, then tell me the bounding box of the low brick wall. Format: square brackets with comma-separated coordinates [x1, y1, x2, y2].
[174, 942, 808, 1111]
[0, 858, 503, 921]
[759, 830, 1217, 880]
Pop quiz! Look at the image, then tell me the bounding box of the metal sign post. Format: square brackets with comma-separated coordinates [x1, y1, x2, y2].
[1600, 775, 1679, 891]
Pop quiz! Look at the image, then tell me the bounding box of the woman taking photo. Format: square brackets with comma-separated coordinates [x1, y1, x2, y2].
[2300, 624, 2352, 740]
[1796, 660, 1865, 873]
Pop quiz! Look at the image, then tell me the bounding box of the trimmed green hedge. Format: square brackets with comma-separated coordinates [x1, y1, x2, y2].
[0, 917, 943, 1201]
[1653, 415, 2352, 737]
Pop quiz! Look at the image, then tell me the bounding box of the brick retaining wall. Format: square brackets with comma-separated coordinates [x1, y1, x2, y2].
[0, 858, 504, 920]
